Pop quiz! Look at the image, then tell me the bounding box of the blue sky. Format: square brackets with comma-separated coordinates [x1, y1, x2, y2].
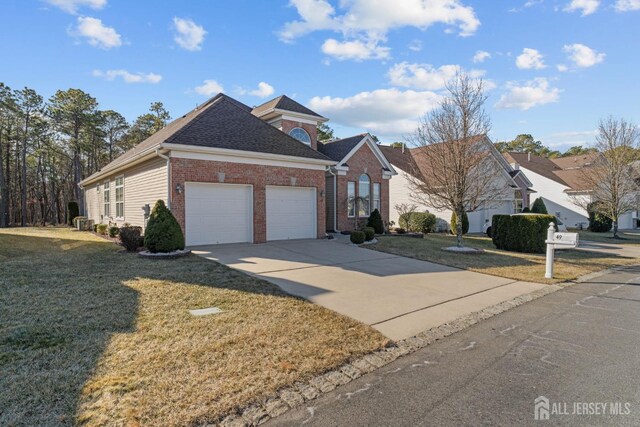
[1, 0, 638, 150]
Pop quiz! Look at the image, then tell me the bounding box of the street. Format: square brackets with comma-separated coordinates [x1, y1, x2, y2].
[268, 265, 640, 426]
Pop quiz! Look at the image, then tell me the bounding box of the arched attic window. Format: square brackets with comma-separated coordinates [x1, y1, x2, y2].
[289, 127, 311, 145]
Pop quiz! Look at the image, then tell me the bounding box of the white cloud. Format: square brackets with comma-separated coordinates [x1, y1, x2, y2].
[387, 62, 482, 90]
[557, 64, 569, 72]
[408, 39, 423, 52]
[194, 80, 224, 96]
[472, 50, 491, 63]
[45, 0, 106, 14]
[321, 38, 390, 61]
[515, 48, 546, 69]
[172, 17, 206, 51]
[615, 0, 640, 11]
[92, 69, 162, 84]
[495, 78, 561, 110]
[280, 0, 479, 61]
[563, 43, 605, 67]
[74, 16, 121, 49]
[309, 88, 441, 136]
[238, 82, 275, 98]
[563, 0, 600, 15]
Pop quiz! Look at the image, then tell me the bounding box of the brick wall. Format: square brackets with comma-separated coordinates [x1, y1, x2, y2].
[280, 120, 318, 151]
[171, 158, 326, 243]
[334, 144, 389, 231]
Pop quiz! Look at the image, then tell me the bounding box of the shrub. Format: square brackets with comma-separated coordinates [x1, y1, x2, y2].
[450, 211, 469, 235]
[108, 226, 119, 238]
[96, 224, 108, 235]
[587, 202, 612, 232]
[367, 209, 384, 234]
[522, 207, 531, 213]
[93, 224, 98, 232]
[531, 198, 548, 214]
[68, 201, 79, 226]
[399, 211, 437, 233]
[119, 226, 143, 252]
[362, 227, 375, 241]
[350, 231, 366, 244]
[144, 200, 185, 253]
[492, 214, 557, 253]
[395, 227, 406, 234]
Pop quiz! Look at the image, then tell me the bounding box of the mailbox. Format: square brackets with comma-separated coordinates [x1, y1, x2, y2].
[549, 232, 579, 249]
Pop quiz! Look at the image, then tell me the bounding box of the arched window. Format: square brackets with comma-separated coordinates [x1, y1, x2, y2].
[358, 174, 371, 217]
[289, 127, 311, 145]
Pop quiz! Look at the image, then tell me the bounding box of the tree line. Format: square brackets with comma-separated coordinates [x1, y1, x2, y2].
[0, 83, 170, 227]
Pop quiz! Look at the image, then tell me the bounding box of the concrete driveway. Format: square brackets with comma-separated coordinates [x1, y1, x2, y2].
[192, 239, 547, 340]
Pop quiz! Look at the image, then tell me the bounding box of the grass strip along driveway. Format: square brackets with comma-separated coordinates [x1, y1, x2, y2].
[0, 228, 387, 426]
[371, 234, 639, 284]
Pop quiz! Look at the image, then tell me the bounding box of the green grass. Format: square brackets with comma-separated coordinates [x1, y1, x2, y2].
[0, 228, 387, 426]
[370, 233, 639, 284]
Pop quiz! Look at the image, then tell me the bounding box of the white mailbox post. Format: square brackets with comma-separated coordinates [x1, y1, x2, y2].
[545, 222, 579, 279]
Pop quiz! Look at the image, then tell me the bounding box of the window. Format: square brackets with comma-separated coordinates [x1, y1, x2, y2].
[289, 127, 311, 145]
[347, 181, 356, 217]
[373, 183, 381, 212]
[358, 174, 371, 217]
[103, 181, 110, 218]
[513, 190, 523, 213]
[115, 176, 124, 219]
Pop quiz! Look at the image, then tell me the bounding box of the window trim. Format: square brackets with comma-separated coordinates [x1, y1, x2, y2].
[513, 190, 523, 213]
[115, 175, 125, 220]
[347, 181, 356, 218]
[358, 174, 371, 217]
[103, 180, 111, 219]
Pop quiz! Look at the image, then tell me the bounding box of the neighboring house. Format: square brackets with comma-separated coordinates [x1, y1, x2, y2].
[79, 93, 397, 246]
[381, 137, 534, 233]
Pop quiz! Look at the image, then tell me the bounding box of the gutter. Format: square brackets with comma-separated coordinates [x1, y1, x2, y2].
[326, 166, 338, 232]
[156, 148, 171, 209]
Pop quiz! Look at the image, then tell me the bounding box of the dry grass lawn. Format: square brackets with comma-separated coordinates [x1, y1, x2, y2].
[577, 229, 640, 245]
[371, 234, 639, 284]
[0, 228, 387, 426]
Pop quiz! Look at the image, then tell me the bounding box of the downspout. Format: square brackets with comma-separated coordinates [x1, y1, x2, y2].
[326, 166, 338, 232]
[156, 148, 171, 210]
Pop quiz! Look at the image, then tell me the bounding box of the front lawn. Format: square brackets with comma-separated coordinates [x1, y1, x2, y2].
[576, 229, 640, 245]
[0, 228, 387, 426]
[370, 234, 639, 284]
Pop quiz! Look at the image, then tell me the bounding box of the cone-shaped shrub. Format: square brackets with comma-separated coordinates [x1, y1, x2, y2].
[144, 200, 185, 253]
[367, 209, 385, 234]
[531, 198, 548, 214]
[450, 211, 469, 235]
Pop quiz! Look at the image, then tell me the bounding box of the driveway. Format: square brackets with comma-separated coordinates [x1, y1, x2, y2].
[192, 239, 547, 340]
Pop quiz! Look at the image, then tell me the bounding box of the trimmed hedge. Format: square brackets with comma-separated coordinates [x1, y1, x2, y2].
[531, 198, 548, 214]
[492, 214, 557, 253]
[367, 209, 384, 234]
[362, 227, 375, 241]
[350, 231, 366, 244]
[399, 212, 437, 233]
[144, 200, 185, 253]
[450, 211, 469, 235]
[119, 226, 143, 252]
[587, 202, 612, 232]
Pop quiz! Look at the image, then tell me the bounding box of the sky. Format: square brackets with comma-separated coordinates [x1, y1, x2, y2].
[1, 0, 639, 151]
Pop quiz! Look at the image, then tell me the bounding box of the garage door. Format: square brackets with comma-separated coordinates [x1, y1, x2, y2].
[185, 182, 253, 246]
[266, 186, 316, 241]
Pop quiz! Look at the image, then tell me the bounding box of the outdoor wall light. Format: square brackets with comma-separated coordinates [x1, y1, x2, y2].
[320, 190, 325, 197]
[175, 183, 183, 194]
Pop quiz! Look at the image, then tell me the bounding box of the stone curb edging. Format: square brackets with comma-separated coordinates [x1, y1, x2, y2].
[214, 281, 571, 427]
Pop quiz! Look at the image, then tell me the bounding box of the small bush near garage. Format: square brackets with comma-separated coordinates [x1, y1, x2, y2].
[531, 198, 548, 214]
[67, 201, 79, 226]
[120, 226, 143, 252]
[108, 226, 119, 238]
[350, 231, 366, 244]
[492, 214, 557, 253]
[395, 227, 406, 234]
[367, 209, 385, 234]
[450, 211, 469, 235]
[399, 212, 437, 233]
[587, 202, 613, 232]
[362, 227, 375, 241]
[96, 224, 108, 235]
[144, 200, 185, 253]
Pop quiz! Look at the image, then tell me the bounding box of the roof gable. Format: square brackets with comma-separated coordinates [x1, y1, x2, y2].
[320, 134, 395, 174]
[252, 95, 325, 119]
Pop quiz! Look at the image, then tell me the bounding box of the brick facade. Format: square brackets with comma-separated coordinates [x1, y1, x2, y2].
[171, 158, 326, 243]
[281, 120, 318, 151]
[334, 144, 390, 231]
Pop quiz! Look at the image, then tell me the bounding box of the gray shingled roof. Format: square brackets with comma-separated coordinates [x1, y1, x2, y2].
[82, 94, 331, 184]
[317, 134, 367, 162]
[252, 95, 325, 119]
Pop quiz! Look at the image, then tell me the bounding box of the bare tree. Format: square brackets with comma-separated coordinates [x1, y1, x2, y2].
[406, 72, 508, 247]
[570, 117, 639, 238]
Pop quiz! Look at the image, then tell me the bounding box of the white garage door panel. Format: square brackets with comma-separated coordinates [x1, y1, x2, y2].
[185, 183, 252, 246]
[266, 186, 316, 241]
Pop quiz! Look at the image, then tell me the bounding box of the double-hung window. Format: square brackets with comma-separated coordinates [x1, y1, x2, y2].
[513, 190, 523, 213]
[103, 181, 111, 218]
[347, 181, 356, 217]
[358, 174, 371, 217]
[373, 183, 381, 213]
[115, 176, 124, 219]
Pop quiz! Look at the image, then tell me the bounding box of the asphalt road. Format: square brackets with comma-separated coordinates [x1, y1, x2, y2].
[267, 266, 640, 427]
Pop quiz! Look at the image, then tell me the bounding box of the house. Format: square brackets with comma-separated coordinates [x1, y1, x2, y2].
[79, 93, 395, 246]
[502, 151, 638, 229]
[381, 136, 534, 233]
